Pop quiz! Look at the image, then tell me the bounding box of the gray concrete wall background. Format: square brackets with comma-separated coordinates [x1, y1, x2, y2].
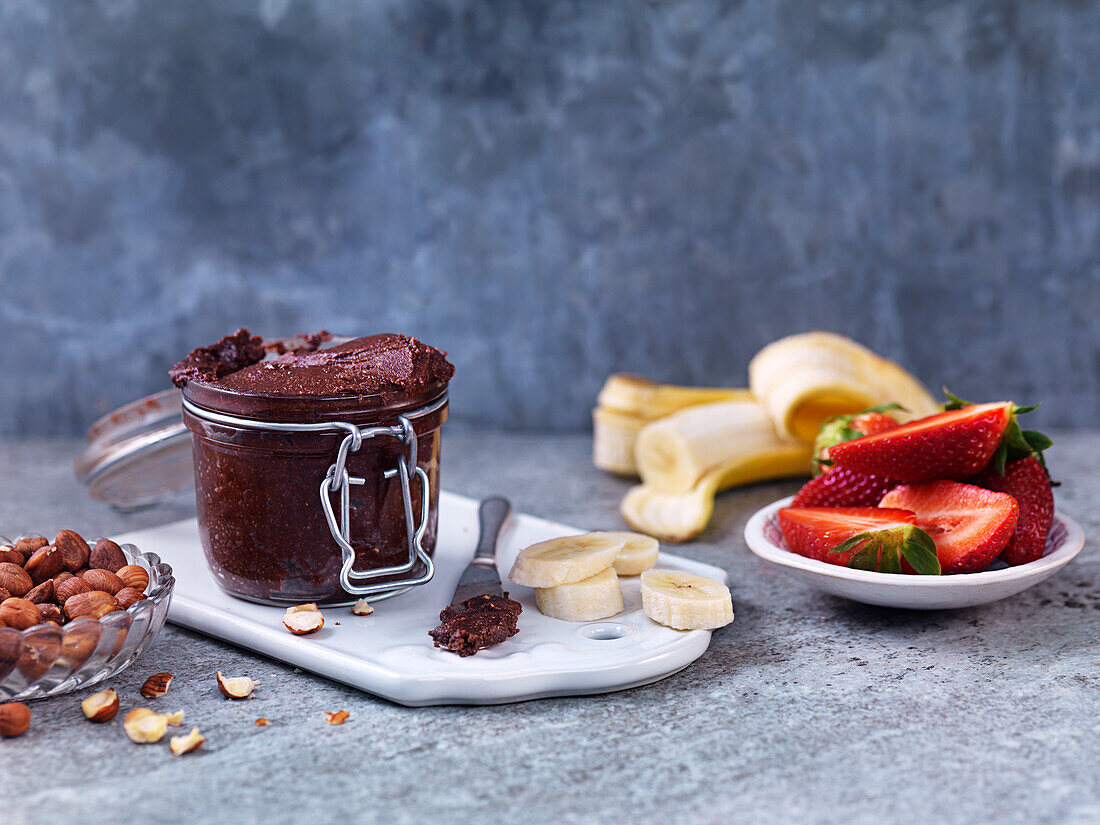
[0, 0, 1097, 434]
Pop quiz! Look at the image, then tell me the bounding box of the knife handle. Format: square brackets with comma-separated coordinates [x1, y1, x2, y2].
[473, 497, 512, 566]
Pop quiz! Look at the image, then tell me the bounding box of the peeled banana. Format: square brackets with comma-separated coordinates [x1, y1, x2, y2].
[640, 569, 734, 630]
[508, 533, 627, 588]
[635, 398, 810, 495]
[748, 331, 939, 442]
[593, 375, 749, 476]
[534, 567, 624, 622]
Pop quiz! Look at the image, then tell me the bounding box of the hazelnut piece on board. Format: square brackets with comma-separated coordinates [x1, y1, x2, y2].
[169, 727, 205, 756]
[124, 708, 168, 743]
[81, 688, 119, 722]
[140, 672, 173, 698]
[216, 671, 257, 699]
[283, 603, 324, 635]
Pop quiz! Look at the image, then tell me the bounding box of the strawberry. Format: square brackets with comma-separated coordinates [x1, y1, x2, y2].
[791, 466, 899, 508]
[971, 456, 1054, 565]
[812, 404, 901, 475]
[777, 506, 939, 574]
[828, 401, 1015, 482]
[879, 481, 1019, 574]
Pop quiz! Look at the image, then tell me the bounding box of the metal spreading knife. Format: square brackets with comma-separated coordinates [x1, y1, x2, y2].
[449, 497, 512, 605]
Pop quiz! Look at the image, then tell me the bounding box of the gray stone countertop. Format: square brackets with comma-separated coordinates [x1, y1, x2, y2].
[2, 427, 1098, 825]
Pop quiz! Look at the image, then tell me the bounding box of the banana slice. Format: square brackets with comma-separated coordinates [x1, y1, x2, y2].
[508, 532, 627, 588]
[640, 569, 734, 630]
[534, 567, 624, 622]
[598, 531, 660, 576]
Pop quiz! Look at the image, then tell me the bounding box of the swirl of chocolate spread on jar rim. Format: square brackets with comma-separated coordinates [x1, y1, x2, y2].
[170, 329, 454, 395]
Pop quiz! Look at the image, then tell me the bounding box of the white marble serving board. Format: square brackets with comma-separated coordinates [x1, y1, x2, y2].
[115, 492, 728, 706]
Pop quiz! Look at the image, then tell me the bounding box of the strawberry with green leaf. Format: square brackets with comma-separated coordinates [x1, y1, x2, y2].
[880, 481, 1019, 573]
[828, 393, 1046, 483]
[812, 403, 902, 475]
[777, 506, 941, 574]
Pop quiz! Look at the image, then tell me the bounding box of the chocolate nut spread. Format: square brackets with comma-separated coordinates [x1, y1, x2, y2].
[216, 333, 453, 396]
[429, 593, 522, 656]
[169, 329, 267, 387]
[175, 330, 453, 605]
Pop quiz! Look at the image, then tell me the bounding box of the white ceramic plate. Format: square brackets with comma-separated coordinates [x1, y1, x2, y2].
[115, 492, 728, 706]
[744, 496, 1085, 610]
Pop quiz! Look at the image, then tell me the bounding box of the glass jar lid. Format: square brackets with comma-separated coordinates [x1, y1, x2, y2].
[73, 389, 195, 511]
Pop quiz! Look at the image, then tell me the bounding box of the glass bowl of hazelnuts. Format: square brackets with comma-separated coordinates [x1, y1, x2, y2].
[0, 530, 174, 701]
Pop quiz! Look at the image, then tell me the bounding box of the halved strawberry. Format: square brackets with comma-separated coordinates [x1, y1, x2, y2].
[791, 466, 899, 508]
[777, 507, 939, 574]
[828, 402, 1014, 482]
[812, 404, 901, 475]
[971, 456, 1054, 565]
[879, 481, 1018, 574]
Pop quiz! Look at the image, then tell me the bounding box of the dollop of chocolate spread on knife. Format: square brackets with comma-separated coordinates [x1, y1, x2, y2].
[430, 594, 522, 656]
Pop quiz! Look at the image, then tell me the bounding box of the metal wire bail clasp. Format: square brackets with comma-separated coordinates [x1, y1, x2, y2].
[318, 415, 435, 597]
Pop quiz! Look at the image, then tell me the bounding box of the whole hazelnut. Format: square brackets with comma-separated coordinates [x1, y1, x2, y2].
[89, 539, 126, 574]
[115, 587, 147, 609]
[0, 702, 30, 737]
[12, 537, 47, 557]
[36, 603, 62, 625]
[24, 579, 54, 605]
[56, 576, 91, 603]
[0, 598, 40, 630]
[0, 547, 24, 567]
[0, 563, 32, 598]
[53, 530, 90, 573]
[80, 569, 124, 596]
[24, 546, 63, 585]
[116, 565, 150, 593]
[0, 587, 10, 604]
[64, 591, 121, 622]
